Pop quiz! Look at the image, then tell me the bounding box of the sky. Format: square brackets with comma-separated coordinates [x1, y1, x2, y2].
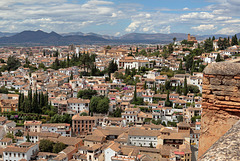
[0, 0, 240, 36]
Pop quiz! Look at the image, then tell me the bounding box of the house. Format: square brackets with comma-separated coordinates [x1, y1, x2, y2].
[84, 135, 106, 147]
[24, 121, 42, 133]
[67, 98, 90, 114]
[157, 132, 190, 149]
[0, 138, 12, 148]
[104, 141, 121, 161]
[121, 108, 140, 123]
[86, 144, 104, 161]
[41, 123, 71, 137]
[3, 142, 39, 161]
[128, 129, 160, 148]
[59, 146, 77, 160]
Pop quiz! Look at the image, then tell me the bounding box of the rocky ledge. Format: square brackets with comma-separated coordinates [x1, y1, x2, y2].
[199, 120, 240, 161]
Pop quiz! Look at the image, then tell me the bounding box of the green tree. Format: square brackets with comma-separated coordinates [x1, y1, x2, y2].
[90, 96, 101, 113]
[96, 97, 109, 114]
[165, 81, 171, 91]
[133, 84, 137, 102]
[6, 56, 21, 71]
[50, 114, 71, 124]
[168, 43, 174, 53]
[80, 112, 88, 116]
[165, 90, 172, 107]
[177, 84, 181, 95]
[77, 89, 97, 99]
[179, 60, 183, 71]
[177, 115, 183, 122]
[216, 53, 222, 62]
[139, 49, 147, 56]
[204, 38, 213, 52]
[231, 34, 238, 46]
[15, 130, 23, 137]
[149, 142, 154, 148]
[39, 139, 54, 152]
[188, 85, 200, 94]
[113, 107, 122, 117]
[173, 37, 177, 43]
[183, 77, 188, 96]
[108, 60, 118, 78]
[26, 132, 30, 142]
[38, 63, 45, 69]
[70, 72, 73, 80]
[5, 132, 15, 143]
[53, 142, 66, 153]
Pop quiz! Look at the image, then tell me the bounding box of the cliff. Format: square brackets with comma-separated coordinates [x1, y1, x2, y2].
[198, 62, 240, 158]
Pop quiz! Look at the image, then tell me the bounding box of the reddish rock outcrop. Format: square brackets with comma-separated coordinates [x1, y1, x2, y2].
[198, 62, 240, 158]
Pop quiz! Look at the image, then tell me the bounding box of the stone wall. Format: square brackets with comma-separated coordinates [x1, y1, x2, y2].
[198, 62, 240, 158]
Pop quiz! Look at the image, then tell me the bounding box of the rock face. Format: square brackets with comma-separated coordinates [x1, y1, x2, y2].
[199, 120, 240, 160]
[198, 62, 240, 158]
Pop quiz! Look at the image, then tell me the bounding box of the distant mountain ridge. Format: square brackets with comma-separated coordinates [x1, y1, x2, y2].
[0, 30, 238, 46]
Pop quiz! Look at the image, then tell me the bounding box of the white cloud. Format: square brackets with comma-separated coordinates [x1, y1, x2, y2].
[180, 12, 214, 20]
[159, 26, 171, 34]
[0, 0, 240, 35]
[145, 13, 151, 18]
[125, 21, 141, 32]
[191, 24, 217, 31]
[111, 13, 117, 17]
[114, 32, 121, 36]
[216, 25, 240, 35]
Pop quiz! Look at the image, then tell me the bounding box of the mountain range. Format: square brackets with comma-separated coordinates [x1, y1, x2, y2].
[0, 30, 238, 46]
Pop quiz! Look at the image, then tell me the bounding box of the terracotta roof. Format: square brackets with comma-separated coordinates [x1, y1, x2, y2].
[62, 146, 76, 154]
[128, 128, 161, 137]
[0, 137, 12, 142]
[72, 115, 96, 121]
[84, 135, 105, 142]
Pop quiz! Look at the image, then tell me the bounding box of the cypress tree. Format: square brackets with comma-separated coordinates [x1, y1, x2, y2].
[183, 77, 188, 96]
[26, 132, 30, 142]
[216, 53, 221, 62]
[179, 60, 183, 71]
[18, 93, 21, 111]
[165, 90, 171, 107]
[177, 84, 181, 95]
[70, 72, 73, 80]
[133, 84, 137, 102]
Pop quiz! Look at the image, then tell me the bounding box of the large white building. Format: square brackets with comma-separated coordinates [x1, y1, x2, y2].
[128, 129, 160, 148]
[3, 143, 39, 161]
[121, 108, 140, 123]
[41, 123, 71, 137]
[67, 98, 90, 114]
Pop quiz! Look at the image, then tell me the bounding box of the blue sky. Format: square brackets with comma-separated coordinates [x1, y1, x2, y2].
[0, 0, 240, 36]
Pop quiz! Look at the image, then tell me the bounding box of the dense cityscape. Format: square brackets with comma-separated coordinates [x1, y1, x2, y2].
[0, 31, 239, 161]
[0, 0, 240, 160]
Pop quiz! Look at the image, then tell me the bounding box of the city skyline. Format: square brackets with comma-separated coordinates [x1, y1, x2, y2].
[0, 0, 240, 36]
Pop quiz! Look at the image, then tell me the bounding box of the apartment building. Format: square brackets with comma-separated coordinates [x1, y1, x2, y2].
[128, 129, 160, 148]
[24, 121, 42, 132]
[3, 142, 39, 161]
[41, 123, 71, 137]
[72, 115, 96, 135]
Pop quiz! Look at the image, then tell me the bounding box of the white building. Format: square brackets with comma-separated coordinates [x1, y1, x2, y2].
[104, 142, 120, 161]
[121, 108, 140, 123]
[67, 98, 90, 114]
[3, 143, 39, 161]
[41, 123, 71, 137]
[128, 129, 160, 148]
